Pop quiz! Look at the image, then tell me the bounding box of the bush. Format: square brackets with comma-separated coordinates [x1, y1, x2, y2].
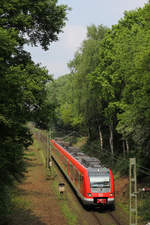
[139, 196, 150, 221]
[0, 186, 11, 225]
[113, 156, 129, 176]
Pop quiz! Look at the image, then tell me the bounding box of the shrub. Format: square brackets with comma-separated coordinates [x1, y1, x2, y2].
[139, 196, 150, 221]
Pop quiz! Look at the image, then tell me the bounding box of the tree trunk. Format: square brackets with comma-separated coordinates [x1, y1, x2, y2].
[109, 125, 114, 155]
[122, 139, 129, 157]
[123, 140, 126, 158]
[98, 125, 103, 151]
[125, 139, 129, 155]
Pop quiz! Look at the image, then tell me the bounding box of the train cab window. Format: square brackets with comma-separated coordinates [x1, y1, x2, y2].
[89, 176, 110, 189]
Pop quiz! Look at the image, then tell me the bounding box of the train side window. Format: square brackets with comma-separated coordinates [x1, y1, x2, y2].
[71, 165, 75, 182]
[77, 172, 80, 190]
[59, 153, 61, 161]
[62, 155, 66, 169]
[69, 162, 71, 175]
[71, 164, 73, 179]
[64, 157, 68, 169]
[72, 166, 76, 183]
[74, 168, 78, 185]
[69, 163, 74, 181]
[74, 170, 77, 184]
[80, 175, 84, 193]
[59, 151, 62, 162]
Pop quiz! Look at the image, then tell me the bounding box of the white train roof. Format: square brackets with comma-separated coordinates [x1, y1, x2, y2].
[55, 140, 109, 174]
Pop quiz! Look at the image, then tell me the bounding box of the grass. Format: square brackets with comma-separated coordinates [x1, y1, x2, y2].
[32, 136, 47, 166]
[61, 204, 78, 225]
[24, 149, 35, 158]
[11, 194, 31, 210]
[39, 150, 46, 166]
[26, 151, 35, 157]
[117, 200, 129, 214]
[51, 179, 78, 225]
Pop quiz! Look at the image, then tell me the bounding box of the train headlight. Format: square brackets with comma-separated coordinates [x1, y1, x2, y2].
[87, 193, 92, 197]
[110, 193, 113, 197]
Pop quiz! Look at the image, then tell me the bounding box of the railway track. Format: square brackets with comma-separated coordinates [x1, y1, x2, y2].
[92, 212, 103, 225]
[91, 210, 125, 225]
[108, 211, 122, 225]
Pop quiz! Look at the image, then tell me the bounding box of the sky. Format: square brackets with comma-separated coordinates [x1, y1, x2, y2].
[26, 0, 148, 79]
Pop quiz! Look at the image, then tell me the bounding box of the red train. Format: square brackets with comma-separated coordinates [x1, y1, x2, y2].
[50, 139, 115, 208]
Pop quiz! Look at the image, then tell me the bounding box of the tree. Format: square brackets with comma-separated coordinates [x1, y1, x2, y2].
[0, 0, 68, 49]
[68, 25, 109, 138]
[0, 0, 69, 221]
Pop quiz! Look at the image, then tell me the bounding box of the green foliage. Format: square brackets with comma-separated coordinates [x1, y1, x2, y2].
[139, 196, 150, 221]
[113, 157, 129, 176]
[0, 0, 69, 50]
[0, 0, 68, 221]
[64, 25, 109, 135]
[0, 186, 11, 224]
[81, 139, 101, 156]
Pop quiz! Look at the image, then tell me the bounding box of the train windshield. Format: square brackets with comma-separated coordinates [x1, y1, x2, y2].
[89, 176, 110, 188]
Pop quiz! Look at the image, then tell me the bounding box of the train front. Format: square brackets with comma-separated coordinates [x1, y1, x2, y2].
[84, 167, 115, 207]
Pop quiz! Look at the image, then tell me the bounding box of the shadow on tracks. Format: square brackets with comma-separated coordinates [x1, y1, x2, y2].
[83, 204, 115, 213]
